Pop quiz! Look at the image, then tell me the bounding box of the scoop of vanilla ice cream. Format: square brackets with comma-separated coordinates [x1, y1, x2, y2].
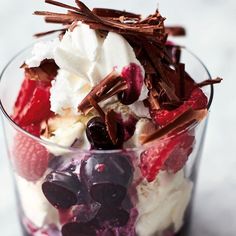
[16, 176, 59, 228]
[136, 170, 193, 236]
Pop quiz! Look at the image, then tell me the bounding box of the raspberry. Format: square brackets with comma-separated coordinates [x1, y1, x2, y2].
[140, 131, 195, 182]
[13, 132, 49, 181]
[152, 87, 207, 126]
[162, 132, 195, 173]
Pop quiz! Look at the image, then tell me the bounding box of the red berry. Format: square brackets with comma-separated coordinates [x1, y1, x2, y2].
[152, 88, 207, 126]
[140, 131, 195, 182]
[22, 124, 41, 137]
[13, 78, 37, 123]
[12, 77, 52, 127]
[13, 132, 49, 181]
[19, 86, 52, 126]
[162, 132, 195, 173]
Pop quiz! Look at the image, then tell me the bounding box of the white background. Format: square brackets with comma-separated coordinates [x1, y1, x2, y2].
[0, 0, 235, 235]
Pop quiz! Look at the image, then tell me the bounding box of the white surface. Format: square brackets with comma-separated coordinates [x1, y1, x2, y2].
[0, 0, 235, 235]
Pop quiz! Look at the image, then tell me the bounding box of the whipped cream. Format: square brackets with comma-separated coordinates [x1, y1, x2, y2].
[26, 39, 59, 68]
[136, 170, 193, 236]
[47, 22, 146, 116]
[16, 175, 59, 228]
[50, 69, 92, 115]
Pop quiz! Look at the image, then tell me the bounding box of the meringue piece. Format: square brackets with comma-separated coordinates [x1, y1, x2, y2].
[89, 31, 145, 86]
[48, 122, 85, 147]
[50, 69, 92, 115]
[40, 113, 91, 155]
[26, 39, 59, 68]
[54, 23, 104, 81]
[136, 171, 193, 236]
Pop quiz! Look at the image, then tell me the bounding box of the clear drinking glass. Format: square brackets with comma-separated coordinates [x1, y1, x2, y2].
[0, 44, 213, 236]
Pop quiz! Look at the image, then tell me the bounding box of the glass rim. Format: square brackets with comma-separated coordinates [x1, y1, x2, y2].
[0, 44, 214, 154]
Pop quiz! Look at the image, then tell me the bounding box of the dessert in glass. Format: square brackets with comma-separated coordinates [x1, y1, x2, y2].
[0, 1, 222, 236]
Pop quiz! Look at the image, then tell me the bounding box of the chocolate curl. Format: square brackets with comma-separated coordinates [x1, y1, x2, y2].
[78, 71, 122, 114]
[92, 8, 141, 19]
[105, 110, 118, 145]
[197, 77, 223, 88]
[45, 0, 80, 12]
[87, 96, 105, 121]
[165, 26, 186, 36]
[34, 28, 68, 37]
[140, 108, 207, 144]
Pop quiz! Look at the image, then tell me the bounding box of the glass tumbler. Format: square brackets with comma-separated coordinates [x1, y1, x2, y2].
[0, 44, 213, 236]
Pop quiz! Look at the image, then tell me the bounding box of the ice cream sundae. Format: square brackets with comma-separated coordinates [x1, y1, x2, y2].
[4, 0, 222, 235]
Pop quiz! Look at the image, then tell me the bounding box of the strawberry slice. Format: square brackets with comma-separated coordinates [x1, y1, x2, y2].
[152, 87, 208, 126]
[13, 77, 52, 127]
[13, 131, 49, 181]
[23, 123, 41, 137]
[140, 131, 195, 182]
[13, 78, 37, 123]
[19, 86, 52, 126]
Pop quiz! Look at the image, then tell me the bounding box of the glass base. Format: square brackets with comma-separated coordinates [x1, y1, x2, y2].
[20, 223, 190, 236]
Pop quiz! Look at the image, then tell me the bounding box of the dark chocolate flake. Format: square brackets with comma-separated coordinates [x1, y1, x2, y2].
[140, 108, 207, 144]
[197, 77, 223, 88]
[105, 110, 118, 144]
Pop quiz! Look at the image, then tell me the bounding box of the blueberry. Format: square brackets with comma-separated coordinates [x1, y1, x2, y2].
[42, 171, 83, 209]
[61, 222, 96, 236]
[86, 117, 123, 150]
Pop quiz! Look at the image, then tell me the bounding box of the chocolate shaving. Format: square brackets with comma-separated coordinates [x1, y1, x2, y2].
[105, 110, 118, 144]
[140, 108, 207, 144]
[165, 26, 186, 36]
[197, 77, 223, 88]
[148, 89, 161, 110]
[87, 96, 105, 120]
[78, 71, 124, 114]
[178, 63, 185, 99]
[92, 8, 141, 19]
[45, 0, 80, 12]
[34, 28, 67, 37]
